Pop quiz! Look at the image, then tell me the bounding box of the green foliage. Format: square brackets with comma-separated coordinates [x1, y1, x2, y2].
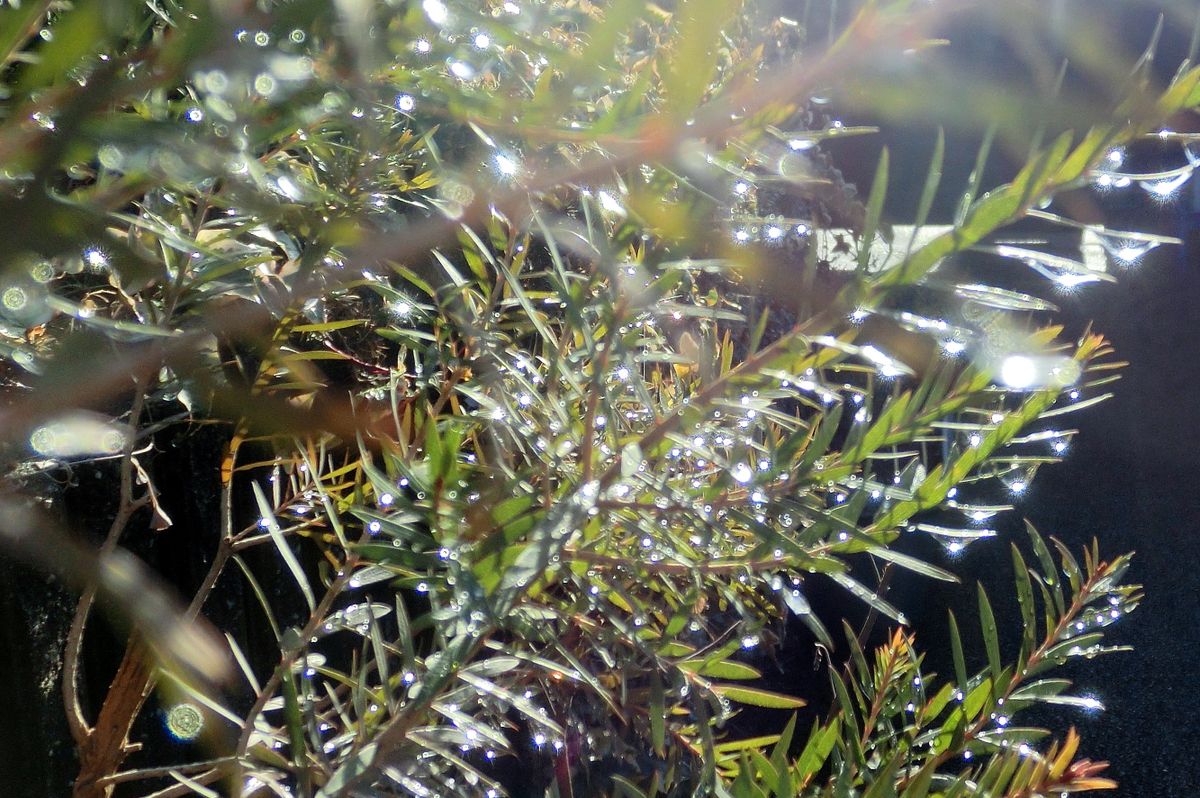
[0, 0, 1192, 796]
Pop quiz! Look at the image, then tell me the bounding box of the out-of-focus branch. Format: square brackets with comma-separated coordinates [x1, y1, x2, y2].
[0, 499, 229, 684]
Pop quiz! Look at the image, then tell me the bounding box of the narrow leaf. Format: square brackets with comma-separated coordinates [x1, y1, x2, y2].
[252, 482, 315, 612]
[858, 146, 890, 273]
[711, 684, 807, 709]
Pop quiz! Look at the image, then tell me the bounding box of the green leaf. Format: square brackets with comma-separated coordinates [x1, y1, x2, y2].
[1009, 678, 1071, 702]
[1053, 538, 1084, 594]
[747, 750, 779, 794]
[1042, 632, 1106, 664]
[663, 0, 740, 114]
[831, 571, 908, 625]
[956, 123, 996, 225]
[923, 682, 956, 722]
[678, 659, 762, 680]
[612, 775, 649, 798]
[863, 749, 905, 798]
[0, 0, 51, 68]
[292, 319, 367, 333]
[18, 1, 105, 91]
[843, 620, 871, 692]
[490, 483, 597, 613]
[794, 403, 843, 475]
[770, 714, 797, 790]
[868, 545, 959, 583]
[649, 669, 665, 757]
[829, 669, 863, 764]
[948, 610, 968, 689]
[457, 669, 564, 736]
[1011, 544, 1037, 659]
[901, 762, 937, 798]
[858, 146, 890, 274]
[714, 734, 782, 754]
[280, 669, 311, 793]
[252, 483, 315, 612]
[978, 584, 1001, 684]
[1013, 129, 1074, 207]
[792, 722, 839, 783]
[964, 677, 995, 720]
[711, 684, 807, 709]
[1026, 522, 1065, 615]
[906, 128, 945, 259]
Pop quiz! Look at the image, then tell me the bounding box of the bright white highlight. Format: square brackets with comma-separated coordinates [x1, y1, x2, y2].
[999, 355, 1037, 390]
[494, 153, 521, 178]
[422, 0, 448, 24]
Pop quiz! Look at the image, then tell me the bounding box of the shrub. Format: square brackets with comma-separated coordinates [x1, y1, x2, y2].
[0, 1, 1193, 796]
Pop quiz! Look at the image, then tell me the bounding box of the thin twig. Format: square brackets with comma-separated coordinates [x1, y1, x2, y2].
[139, 768, 223, 798]
[96, 757, 239, 787]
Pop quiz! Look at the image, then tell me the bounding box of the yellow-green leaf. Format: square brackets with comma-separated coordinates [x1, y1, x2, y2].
[711, 684, 806, 709]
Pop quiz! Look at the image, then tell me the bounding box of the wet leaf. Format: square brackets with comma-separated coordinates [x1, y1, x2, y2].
[712, 684, 807, 710]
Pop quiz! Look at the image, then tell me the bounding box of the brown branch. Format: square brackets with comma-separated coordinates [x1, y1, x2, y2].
[73, 645, 155, 798]
[62, 378, 148, 747]
[96, 757, 238, 787]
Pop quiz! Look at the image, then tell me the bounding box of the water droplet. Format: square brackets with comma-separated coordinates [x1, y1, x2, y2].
[1140, 170, 1193, 200]
[253, 73, 277, 96]
[449, 61, 475, 80]
[82, 246, 109, 271]
[30, 414, 128, 458]
[164, 703, 204, 741]
[494, 152, 521, 178]
[597, 190, 625, 216]
[2, 286, 28, 311]
[98, 144, 125, 169]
